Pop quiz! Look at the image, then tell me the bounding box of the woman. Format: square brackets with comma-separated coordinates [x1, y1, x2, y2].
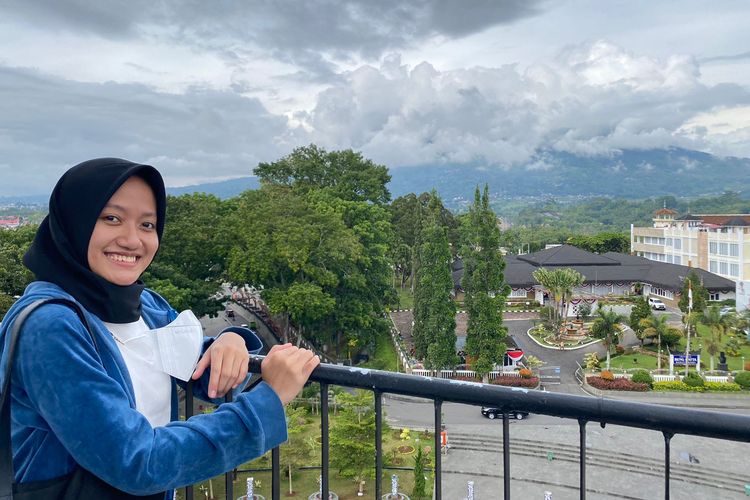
[0, 158, 319, 497]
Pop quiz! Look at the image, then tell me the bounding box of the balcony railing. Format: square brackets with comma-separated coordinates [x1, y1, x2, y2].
[184, 357, 750, 500]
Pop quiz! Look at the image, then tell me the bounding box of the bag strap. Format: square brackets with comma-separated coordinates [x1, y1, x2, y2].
[0, 298, 99, 500]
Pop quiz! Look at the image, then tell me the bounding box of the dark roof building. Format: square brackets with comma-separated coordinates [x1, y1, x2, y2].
[453, 245, 735, 294]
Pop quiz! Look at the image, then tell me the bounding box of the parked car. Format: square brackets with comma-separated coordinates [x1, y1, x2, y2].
[481, 407, 529, 420]
[648, 297, 666, 310]
[225, 308, 235, 319]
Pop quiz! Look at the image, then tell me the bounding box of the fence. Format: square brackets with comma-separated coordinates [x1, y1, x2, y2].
[184, 357, 750, 500]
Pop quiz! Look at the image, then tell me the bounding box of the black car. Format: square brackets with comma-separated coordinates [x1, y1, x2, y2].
[481, 407, 529, 420]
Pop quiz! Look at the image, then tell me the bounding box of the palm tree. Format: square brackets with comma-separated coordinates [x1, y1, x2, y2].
[702, 306, 728, 371]
[590, 307, 625, 370]
[641, 315, 682, 371]
[533, 267, 585, 338]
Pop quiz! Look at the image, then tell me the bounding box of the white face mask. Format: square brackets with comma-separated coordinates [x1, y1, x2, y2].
[149, 310, 204, 381]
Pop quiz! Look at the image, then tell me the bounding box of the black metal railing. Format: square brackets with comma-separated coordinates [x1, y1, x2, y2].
[185, 358, 750, 500]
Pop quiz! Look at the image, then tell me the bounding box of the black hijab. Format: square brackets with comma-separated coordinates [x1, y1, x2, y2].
[24, 158, 166, 323]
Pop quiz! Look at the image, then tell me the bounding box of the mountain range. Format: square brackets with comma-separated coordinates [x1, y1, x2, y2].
[168, 148, 749, 206]
[4, 148, 749, 207]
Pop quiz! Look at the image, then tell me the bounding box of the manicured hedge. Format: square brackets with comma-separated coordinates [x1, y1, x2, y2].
[631, 370, 653, 388]
[652, 381, 704, 392]
[735, 371, 750, 389]
[586, 376, 648, 392]
[704, 381, 741, 392]
[491, 376, 540, 388]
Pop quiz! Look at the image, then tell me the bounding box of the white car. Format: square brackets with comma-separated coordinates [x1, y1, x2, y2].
[648, 297, 666, 310]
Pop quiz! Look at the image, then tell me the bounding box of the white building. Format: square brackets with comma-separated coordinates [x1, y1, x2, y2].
[631, 209, 750, 287]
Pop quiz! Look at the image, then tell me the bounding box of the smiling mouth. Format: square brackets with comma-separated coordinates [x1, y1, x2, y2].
[106, 253, 139, 264]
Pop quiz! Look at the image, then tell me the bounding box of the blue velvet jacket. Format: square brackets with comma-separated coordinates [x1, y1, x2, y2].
[0, 282, 287, 495]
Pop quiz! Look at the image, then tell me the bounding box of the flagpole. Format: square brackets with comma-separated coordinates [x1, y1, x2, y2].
[685, 281, 693, 377]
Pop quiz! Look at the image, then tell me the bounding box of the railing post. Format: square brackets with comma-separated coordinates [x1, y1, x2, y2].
[663, 431, 673, 500]
[579, 419, 587, 500]
[271, 447, 280, 500]
[184, 381, 194, 500]
[321, 383, 330, 499]
[502, 412, 510, 500]
[375, 390, 383, 500]
[434, 399, 442, 500]
[224, 392, 234, 500]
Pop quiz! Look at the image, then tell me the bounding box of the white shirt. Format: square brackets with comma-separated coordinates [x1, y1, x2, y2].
[103, 318, 172, 427]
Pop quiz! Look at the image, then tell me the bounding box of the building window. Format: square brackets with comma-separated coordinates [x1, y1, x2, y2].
[730, 243, 739, 257]
[720, 261, 729, 275]
[651, 287, 674, 299]
[730, 263, 739, 277]
[709, 292, 720, 301]
[720, 242, 729, 256]
[666, 255, 673, 263]
[674, 238, 682, 250]
[710, 260, 718, 273]
[666, 238, 673, 246]
[674, 255, 681, 265]
[509, 289, 528, 298]
[709, 241, 718, 254]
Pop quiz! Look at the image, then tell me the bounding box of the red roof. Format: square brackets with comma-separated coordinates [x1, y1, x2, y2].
[654, 208, 677, 216]
[695, 214, 750, 226]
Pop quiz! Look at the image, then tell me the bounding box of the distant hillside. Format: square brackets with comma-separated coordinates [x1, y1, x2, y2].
[162, 148, 750, 204]
[7, 147, 741, 204]
[167, 176, 260, 198]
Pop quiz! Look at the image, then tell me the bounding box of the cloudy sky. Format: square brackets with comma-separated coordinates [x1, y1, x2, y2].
[2, 0, 750, 196]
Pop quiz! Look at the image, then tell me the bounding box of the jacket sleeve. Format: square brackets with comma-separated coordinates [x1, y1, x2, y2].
[178, 326, 264, 403]
[15, 305, 287, 495]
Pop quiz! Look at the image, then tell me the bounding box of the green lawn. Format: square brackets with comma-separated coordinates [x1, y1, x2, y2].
[360, 330, 400, 372]
[396, 286, 414, 310]
[608, 353, 659, 370]
[676, 323, 750, 371]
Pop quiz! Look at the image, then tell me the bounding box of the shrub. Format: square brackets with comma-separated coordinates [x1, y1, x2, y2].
[583, 352, 600, 370]
[682, 372, 705, 388]
[600, 370, 615, 381]
[518, 368, 533, 379]
[735, 371, 750, 389]
[491, 376, 539, 388]
[631, 370, 653, 388]
[615, 345, 625, 355]
[652, 381, 704, 392]
[586, 376, 648, 392]
[704, 382, 741, 392]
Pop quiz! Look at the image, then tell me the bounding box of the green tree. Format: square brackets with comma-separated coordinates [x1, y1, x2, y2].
[412, 193, 457, 369]
[532, 267, 585, 337]
[701, 306, 728, 371]
[255, 144, 390, 204]
[678, 271, 709, 315]
[590, 307, 625, 370]
[412, 445, 426, 498]
[144, 193, 231, 317]
[225, 186, 358, 345]
[0, 293, 15, 318]
[0, 225, 36, 296]
[567, 232, 630, 253]
[641, 314, 683, 370]
[329, 390, 376, 486]
[629, 297, 652, 346]
[461, 185, 509, 379]
[280, 405, 312, 495]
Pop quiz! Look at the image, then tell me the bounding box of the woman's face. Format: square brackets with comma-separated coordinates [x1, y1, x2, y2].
[87, 176, 159, 286]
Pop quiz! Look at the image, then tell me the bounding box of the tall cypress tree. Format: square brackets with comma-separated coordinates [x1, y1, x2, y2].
[461, 185, 509, 379]
[412, 192, 457, 368]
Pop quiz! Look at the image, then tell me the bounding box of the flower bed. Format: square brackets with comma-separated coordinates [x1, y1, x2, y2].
[491, 376, 539, 387]
[652, 381, 705, 392]
[586, 376, 648, 392]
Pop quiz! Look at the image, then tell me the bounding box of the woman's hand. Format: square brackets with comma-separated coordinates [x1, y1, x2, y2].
[261, 343, 320, 405]
[191, 332, 249, 398]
